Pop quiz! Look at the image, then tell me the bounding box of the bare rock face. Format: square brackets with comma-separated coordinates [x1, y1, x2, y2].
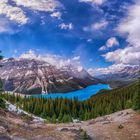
[0, 58, 98, 95]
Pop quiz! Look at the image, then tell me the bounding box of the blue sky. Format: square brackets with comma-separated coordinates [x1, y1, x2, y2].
[0, 0, 139, 72]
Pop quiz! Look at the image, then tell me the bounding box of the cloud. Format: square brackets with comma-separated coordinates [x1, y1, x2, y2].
[0, 0, 28, 24]
[0, 18, 12, 33]
[50, 11, 61, 19]
[59, 23, 73, 30]
[19, 50, 81, 68]
[99, 37, 119, 51]
[103, 47, 140, 65]
[83, 20, 108, 32]
[106, 37, 119, 47]
[72, 56, 80, 61]
[92, 20, 108, 30]
[87, 39, 92, 42]
[101, 0, 140, 65]
[118, 0, 140, 48]
[98, 45, 106, 51]
[12, 0, 62, 12]
[0, 0, 63, 26]
[79, 0, 105, 5]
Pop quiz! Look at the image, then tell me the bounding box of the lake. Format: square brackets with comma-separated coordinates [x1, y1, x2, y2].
[32, 83, 110, 101]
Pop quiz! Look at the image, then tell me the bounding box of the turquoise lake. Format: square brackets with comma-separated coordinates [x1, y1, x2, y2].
[32, 84, 110, 101]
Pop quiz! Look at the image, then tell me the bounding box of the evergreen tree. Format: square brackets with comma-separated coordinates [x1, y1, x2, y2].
[62, 114, 72, 123]
[58, 112, 63, 122]
[133, 71, 140, 110]
[0, 98, 6, 109]
[0, 51, 3, 92]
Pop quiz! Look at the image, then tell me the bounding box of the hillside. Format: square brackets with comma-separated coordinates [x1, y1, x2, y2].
[0, 107, 140, 140]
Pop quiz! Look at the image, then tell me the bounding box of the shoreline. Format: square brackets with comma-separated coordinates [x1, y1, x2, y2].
[3, 83, 110, 100]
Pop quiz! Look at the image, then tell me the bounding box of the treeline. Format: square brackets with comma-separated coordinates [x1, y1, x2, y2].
[0, 82, 139, 123]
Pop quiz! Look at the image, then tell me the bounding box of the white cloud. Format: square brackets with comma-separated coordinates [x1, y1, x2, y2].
[99, 37, 119, 51]
[0, 0, 63, 26]
[106, 37, 119, 47]
[50, 11, 61, 19]
[79, 0, 105, 5]
[0, 18, 12, 33]
[102, 0, 140, 65]
[12, 0, 62, 12]
[87, 39, 92, 42]
[59, 23, 73, 30]
[98, 45, 106, 51]
[0, 0, 28, 24]
[92, 20, 108, 30]
[83, 20, 108, 32]
[72, 56, 80, 61]
[103, 47, 140, 65]
[19, 50, 81, 68]
[118, 0, 140, 48]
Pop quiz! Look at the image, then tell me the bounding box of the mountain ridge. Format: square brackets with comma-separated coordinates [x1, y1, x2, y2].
[0, 58, 98, 95]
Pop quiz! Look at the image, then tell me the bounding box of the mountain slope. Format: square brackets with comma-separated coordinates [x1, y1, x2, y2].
[0, 58, 98, 94]
[95, 65, 139, 88]
[0, 106, 140, 140]
[97, 65, 139, 81]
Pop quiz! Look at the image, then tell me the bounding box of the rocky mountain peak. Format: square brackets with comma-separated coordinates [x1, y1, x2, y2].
[0, 58, 98, 95]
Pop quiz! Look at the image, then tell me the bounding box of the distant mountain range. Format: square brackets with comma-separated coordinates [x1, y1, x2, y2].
[96, 65, 139, 88]
[97, 65, 139, 80]
[0, 58, 98, 95]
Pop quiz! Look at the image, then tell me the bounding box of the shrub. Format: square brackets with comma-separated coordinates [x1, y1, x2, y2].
[118, 124, 124, 129]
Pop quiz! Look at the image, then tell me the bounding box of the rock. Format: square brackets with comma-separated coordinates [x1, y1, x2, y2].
[0, 126, 7, 134]
[0, 109, 7, 117]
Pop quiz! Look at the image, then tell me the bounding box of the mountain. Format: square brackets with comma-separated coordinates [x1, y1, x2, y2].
[97, 65, 139, 80]
[96, 65, 139, 88]
[0, 58, 98, 95]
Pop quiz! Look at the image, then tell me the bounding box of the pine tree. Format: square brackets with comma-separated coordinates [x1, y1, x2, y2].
[52, 113, 57, 123]
[0, 98, 6, 109]
[133, 71, 140, 110]
[62, 114, 72, 123]
[58, 112, 63, 122]
[0, 51, 3, 92]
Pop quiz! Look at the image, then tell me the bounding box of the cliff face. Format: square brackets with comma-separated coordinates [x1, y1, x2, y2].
[0, 58, 98, 94]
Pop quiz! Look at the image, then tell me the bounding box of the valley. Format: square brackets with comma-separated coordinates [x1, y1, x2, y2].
[0, 0, 140, 139]
[0, 59, 139, 139]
